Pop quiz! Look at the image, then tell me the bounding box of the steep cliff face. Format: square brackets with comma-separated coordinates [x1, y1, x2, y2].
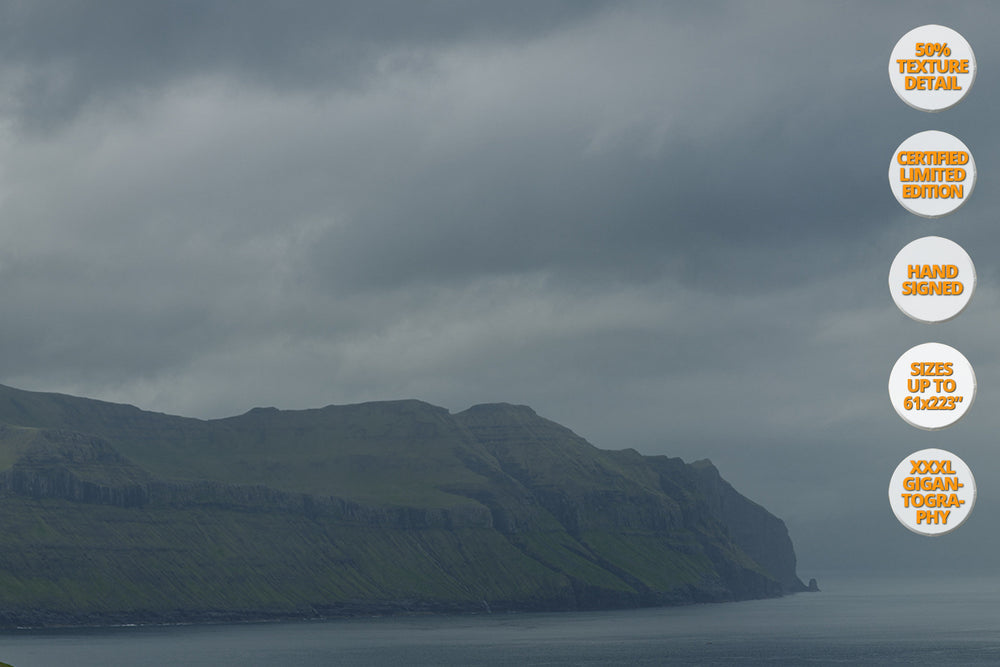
[0, 386, 807, 626]
[0, 426, 153, 507]
[686, 459, 806, 594]
[455, 403, 804, 599]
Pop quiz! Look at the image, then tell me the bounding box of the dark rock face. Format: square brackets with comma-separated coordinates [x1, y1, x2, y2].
[0, 387, 809, 626]
[0, 428, 153, 507]
[455, 404, 806, 597]
[685, 459, 807, 594]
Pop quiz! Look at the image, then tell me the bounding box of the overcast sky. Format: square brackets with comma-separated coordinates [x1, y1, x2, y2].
[2, 1, 1000, 576]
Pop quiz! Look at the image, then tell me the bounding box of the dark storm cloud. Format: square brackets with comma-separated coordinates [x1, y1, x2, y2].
[294, 2, 939, 297]
[0, 0, 611, 130]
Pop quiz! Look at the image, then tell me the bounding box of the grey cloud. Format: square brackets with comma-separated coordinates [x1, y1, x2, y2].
[0, 0, 613, 131]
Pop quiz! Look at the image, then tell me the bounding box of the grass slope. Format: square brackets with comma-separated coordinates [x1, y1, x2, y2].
[0, 385, 802, 624]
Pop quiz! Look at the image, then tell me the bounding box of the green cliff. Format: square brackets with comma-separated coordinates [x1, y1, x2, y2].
[0, 385, 806, 626]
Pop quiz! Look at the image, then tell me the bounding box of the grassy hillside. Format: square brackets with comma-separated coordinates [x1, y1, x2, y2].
[0, 385, 806, 625]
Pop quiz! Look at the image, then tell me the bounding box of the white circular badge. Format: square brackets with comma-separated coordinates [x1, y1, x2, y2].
[888, 342, 975, 430]
[889, 131, 975, 218]
[889, 448, 975, 536]
[889, 25, 976, 112]
[888, 236, 975, 323]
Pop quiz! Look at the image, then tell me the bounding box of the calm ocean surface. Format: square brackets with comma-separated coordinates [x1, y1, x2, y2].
[0, 575, 998, 666]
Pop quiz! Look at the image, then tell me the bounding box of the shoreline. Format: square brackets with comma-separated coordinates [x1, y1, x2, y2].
[0, 588, 814, 632]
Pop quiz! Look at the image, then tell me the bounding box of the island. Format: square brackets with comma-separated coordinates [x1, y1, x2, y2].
[0, 384, 809, 627]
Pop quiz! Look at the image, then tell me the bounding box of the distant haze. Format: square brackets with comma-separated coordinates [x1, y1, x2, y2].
[0, 2, 997, 575]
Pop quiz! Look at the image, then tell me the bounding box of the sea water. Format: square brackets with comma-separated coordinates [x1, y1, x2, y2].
[0, 575, 998, 666]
